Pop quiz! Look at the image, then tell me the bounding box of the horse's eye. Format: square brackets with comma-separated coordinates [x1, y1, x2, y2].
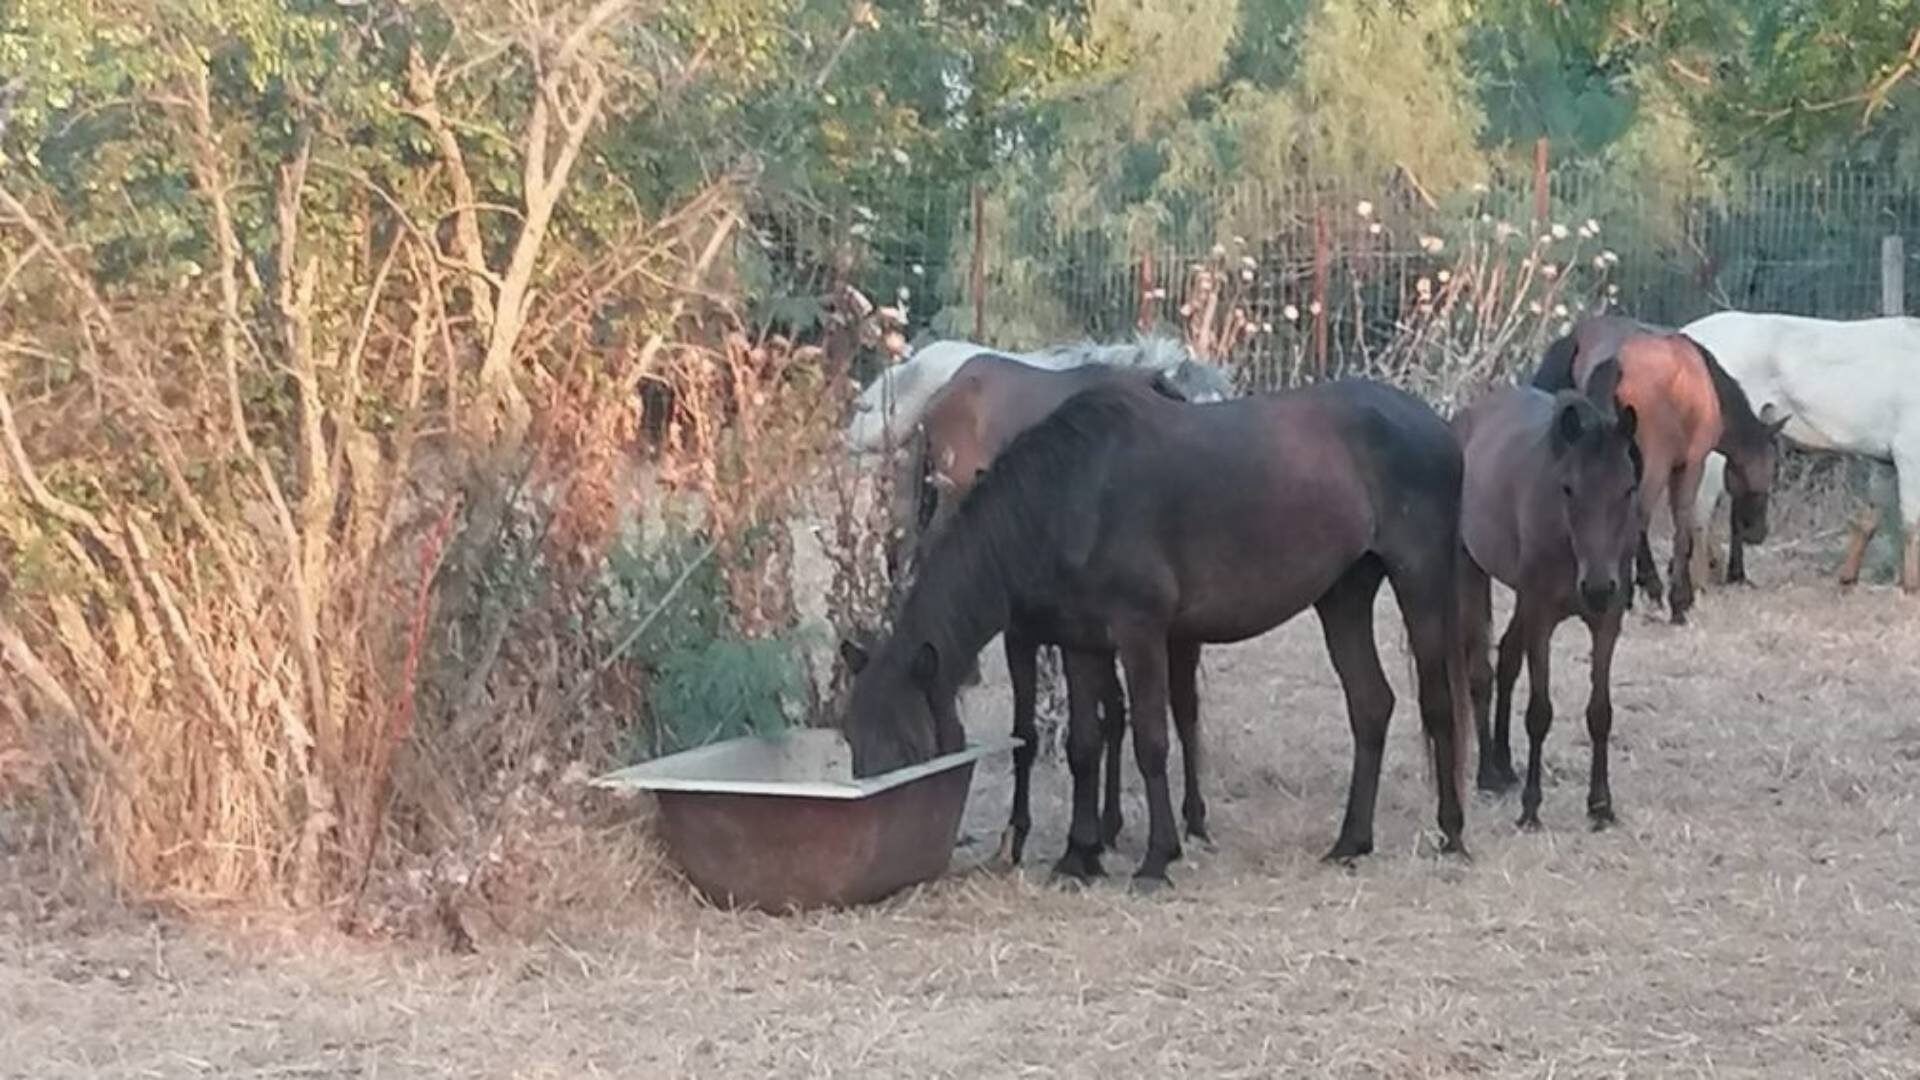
[1561, 484, 1574, 498]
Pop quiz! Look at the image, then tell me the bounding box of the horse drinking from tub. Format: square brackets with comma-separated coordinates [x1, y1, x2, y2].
[1680, 312, 1920, 593]
[844, 335, 1235, 456]
[1456, 380, 1644, 827]
[910, 354, 1207, 866]
[1532, 315, 1787, 624]
[839, 378, 1473, 890]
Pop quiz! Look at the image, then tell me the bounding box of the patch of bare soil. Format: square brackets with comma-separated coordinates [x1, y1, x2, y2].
[4, 545, 1920, 1078]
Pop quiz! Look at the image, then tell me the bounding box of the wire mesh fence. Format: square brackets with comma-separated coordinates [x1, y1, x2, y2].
[762, 165, 1920, 395]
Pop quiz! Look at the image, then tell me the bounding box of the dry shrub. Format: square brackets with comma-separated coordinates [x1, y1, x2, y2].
[0, 0, 885, 922]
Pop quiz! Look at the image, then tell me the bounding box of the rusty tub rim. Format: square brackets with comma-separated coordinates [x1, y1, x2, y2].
[591, 728, 1022, 800]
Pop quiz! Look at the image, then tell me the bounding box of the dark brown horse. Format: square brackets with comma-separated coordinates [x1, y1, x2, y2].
[1533, 315, 1786, 624]
[909, 354, 1204, 865]
[841, 378, 1473, 890]
[1456, 381, 1644, 828]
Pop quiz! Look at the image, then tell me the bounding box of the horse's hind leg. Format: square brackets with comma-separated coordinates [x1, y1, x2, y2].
[1315, 557, 1393, 862]
[1168, 638, 1208, 845]
[1098, 653, 1127, 849]
[1516, 601, 1557, 830]
[1387, 554, 1470, 854]
[1000, 630, 1040, 867]
[1895, 450, 1920, 593]
[1583, 606, 1624, 828]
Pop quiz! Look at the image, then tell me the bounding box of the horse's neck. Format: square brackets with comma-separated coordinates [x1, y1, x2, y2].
[899, 540, 1009, 676]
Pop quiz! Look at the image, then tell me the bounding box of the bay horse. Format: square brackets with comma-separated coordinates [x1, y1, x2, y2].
[911, 354, 1207, 865]
[1456, 380, 1644, 828]
[1680, 311, 1920, 592]
[844, 335, 1235, 455]
[1532, 315, 1787, 624]
[840, 378, 1473, 890]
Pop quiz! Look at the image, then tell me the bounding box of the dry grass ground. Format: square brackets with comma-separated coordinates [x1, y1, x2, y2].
[4, 542, 1920, 1079]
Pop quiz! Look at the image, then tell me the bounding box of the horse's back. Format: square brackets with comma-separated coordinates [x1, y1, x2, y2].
[1454, 388, 1554, 582]
[1683, 311, 1919, 455]
[1534, 314, 1667, 390]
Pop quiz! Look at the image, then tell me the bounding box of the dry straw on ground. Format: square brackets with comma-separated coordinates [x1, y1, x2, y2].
[5, 542, 1918, 1078]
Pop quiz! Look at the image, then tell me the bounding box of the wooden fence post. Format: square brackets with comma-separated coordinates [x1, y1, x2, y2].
[1882, 234, 1905, 316]
[970, 184, 987, 343]
[1533, 137, 1550, 231]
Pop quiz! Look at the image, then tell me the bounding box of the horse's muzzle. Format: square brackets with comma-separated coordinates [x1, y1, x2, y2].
[1580, 580, 1620, 615]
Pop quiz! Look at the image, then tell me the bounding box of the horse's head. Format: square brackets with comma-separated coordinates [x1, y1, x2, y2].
[1727, 402, 1791, 545]
[1549, 394, 1645, 615]
[839, 636, 963, 777]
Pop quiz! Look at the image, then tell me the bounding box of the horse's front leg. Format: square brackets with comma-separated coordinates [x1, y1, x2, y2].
[1583, 605, 1625, 828]
[1461, 556, 1508, 793]
[1516, 601, 1557, 830]
[1111, 626, 1178, 890]
[1666, 467, 1706, 625]
[1633, 531, 1665, 607]
[1000, 629, 1039, 867]
[1837, 499, 1883, 587]
[1052, 647, 1112, 884]
[1168, 638, 1208, 845]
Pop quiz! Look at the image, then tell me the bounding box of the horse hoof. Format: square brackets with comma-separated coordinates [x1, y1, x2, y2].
[1051, 847, 1105, 884]
[1438, 835, 1472, 861]
[1185, 823, 1214, 850]
[1588, 806, 1617, 831]
[1322, 838, 1373, 864]
[1516, 813, 1543, 832]
[993, 828, 1024, 869]
[1129, 873, 1173, 897]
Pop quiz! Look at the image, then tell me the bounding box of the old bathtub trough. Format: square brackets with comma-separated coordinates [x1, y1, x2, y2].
[594, 728, 1019, 913]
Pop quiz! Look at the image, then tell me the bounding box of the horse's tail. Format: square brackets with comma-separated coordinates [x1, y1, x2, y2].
[1530, 331, 1579, 391]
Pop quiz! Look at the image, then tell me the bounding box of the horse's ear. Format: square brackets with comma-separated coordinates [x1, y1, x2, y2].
[1616, 404, 1638, 442]
[840, 640, 870, 674]
[1550, 398, 1587, 456]
[910, 642, 939, 688]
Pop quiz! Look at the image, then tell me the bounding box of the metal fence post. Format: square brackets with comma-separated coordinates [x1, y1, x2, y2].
[1882, 233, 1905, 316]
[970, 184, 987, 343]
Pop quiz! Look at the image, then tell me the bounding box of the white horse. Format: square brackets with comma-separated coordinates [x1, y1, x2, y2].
[1683, 311, 1920, 592]
[844, 334, 1236, 454]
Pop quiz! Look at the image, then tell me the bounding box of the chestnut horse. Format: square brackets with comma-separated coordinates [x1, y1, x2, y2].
[841, 378, 1473, 890]
[1456, 381, 1644, 828]
[913, 353, 1209, 865]
[1533, 315, 1787, 624]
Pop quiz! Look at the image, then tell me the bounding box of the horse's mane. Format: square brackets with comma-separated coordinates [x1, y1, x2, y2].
[890, 384, 1155, 677]
[1036, 334, 1189, 371]
[1687, 335, 1773, 448]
